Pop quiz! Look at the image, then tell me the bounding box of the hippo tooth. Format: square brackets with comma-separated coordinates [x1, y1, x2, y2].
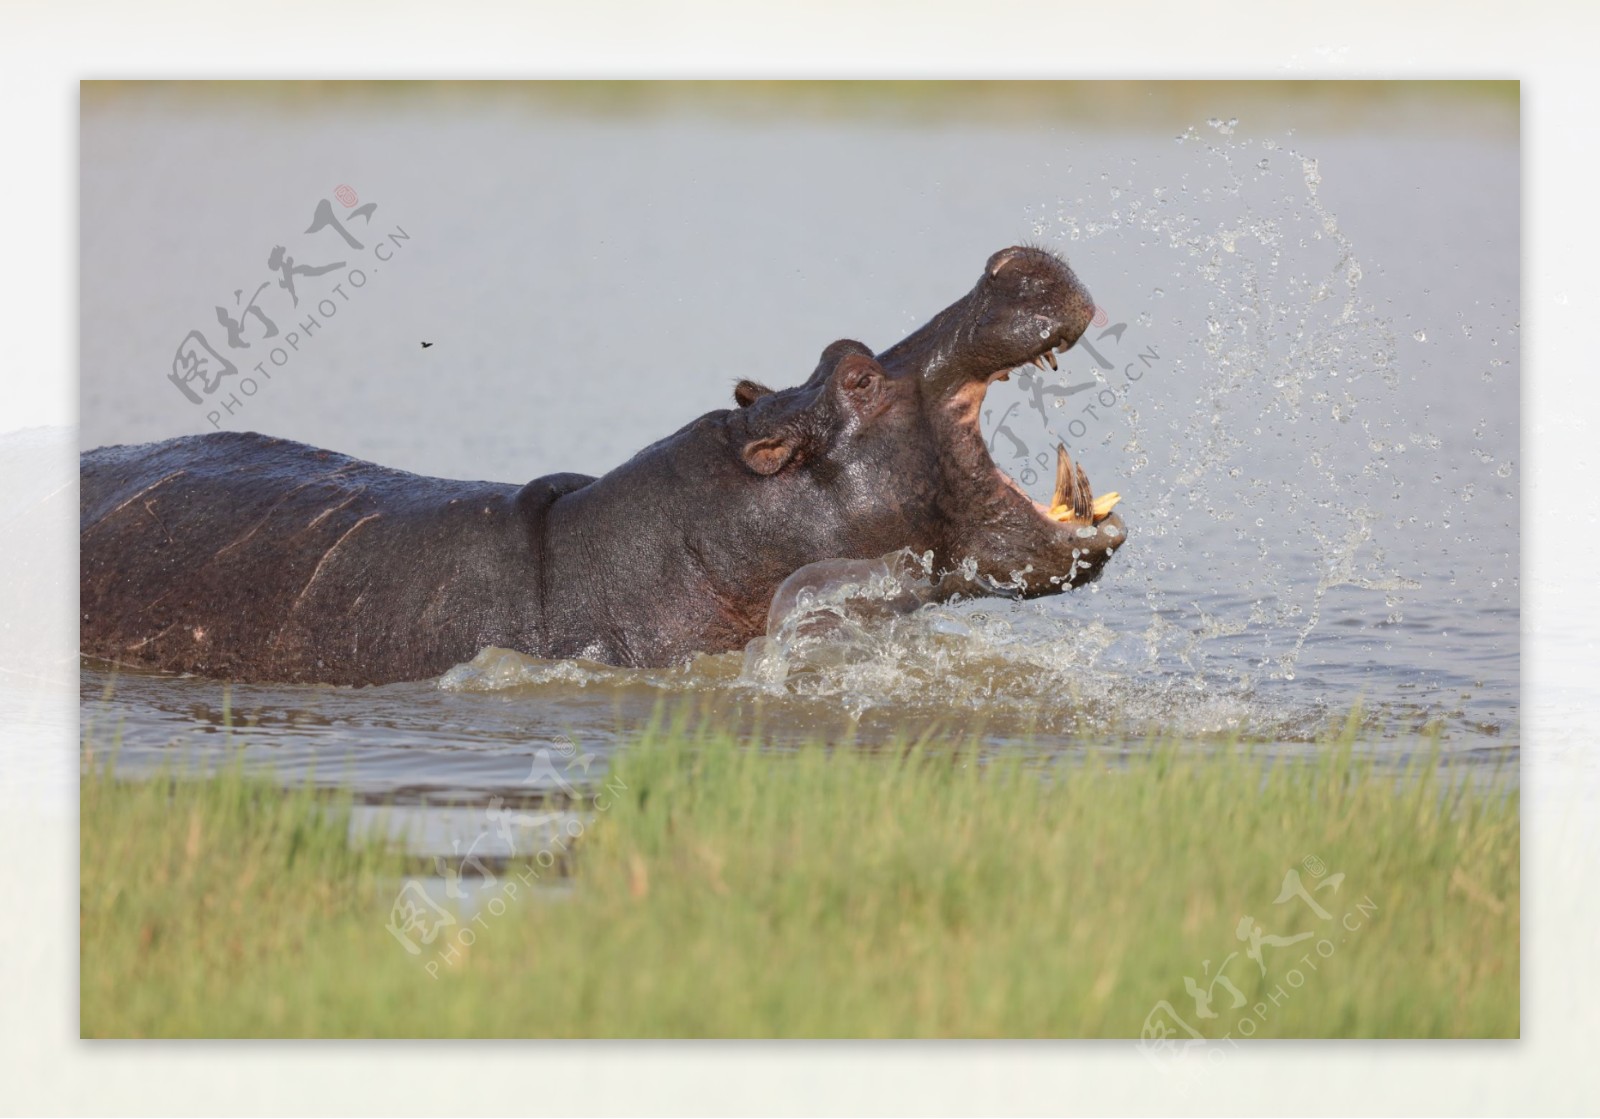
[1043, 350, 1058, 370]
[1031, 355, 1048, 371]
[1091, 492, 1122, 522]
[1049, 444, 1077, 520]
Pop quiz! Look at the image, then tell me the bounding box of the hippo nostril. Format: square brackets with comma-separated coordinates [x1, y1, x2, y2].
[987, 247, 1025, 277]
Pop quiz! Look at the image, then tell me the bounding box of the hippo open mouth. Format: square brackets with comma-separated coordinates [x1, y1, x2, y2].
[968, 319, 1122, 546]
[874, 245, 1128, 595]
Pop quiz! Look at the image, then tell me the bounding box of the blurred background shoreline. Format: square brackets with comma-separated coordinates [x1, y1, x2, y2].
[81, 79, 1519, 137]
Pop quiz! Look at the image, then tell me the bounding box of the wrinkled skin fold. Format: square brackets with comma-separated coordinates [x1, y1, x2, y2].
[80, 247, 1126, 684]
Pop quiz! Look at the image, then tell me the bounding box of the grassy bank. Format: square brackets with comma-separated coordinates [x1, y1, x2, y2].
[80, 722, 1518, 1038]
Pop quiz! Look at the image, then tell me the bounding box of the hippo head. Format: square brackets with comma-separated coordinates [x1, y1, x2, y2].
[722, 246, 1126, 600]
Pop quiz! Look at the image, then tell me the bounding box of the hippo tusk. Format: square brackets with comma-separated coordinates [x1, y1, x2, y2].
[1048, 444, 1121, 525]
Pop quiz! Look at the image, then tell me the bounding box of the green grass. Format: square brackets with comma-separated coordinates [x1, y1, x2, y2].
[80, 718, 1518, 1038]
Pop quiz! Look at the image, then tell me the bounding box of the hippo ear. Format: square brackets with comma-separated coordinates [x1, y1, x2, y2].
[734, 380, 773, 408]
[740, 431, 803, 476]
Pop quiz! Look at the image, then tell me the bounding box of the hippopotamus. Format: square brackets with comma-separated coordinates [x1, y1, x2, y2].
[80, 246, 1126, 686]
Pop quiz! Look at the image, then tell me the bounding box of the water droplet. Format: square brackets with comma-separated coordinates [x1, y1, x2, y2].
[1412, 329, 1427, 342]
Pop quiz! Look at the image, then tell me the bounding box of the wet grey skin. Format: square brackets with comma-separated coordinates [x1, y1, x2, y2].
[79, 246, 1127, 685]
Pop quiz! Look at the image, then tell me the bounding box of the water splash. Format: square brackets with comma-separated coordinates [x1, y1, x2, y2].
[997, 126, 1513, 737]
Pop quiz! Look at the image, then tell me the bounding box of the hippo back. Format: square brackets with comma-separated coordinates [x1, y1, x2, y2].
[80, 432, 559, 685]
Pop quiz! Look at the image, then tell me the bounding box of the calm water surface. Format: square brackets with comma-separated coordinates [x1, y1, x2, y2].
[77, 103, 1518, 842]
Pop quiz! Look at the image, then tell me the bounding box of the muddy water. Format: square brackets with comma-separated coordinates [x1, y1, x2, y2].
[77, 102, 1518, 849]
